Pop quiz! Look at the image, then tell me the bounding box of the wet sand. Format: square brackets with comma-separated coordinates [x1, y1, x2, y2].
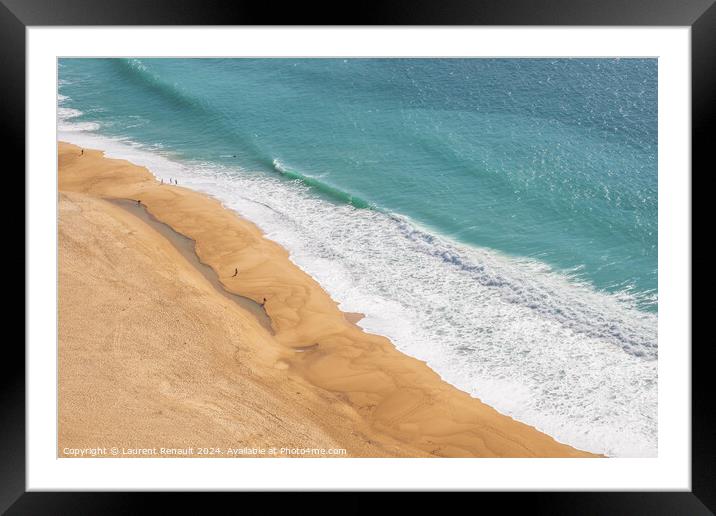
[110, 198, 274, 334]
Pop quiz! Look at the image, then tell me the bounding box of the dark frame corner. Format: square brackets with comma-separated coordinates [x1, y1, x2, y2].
[6, 0, 712, 513]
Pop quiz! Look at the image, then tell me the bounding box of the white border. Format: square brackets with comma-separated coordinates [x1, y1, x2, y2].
[27, 27, 691, 490]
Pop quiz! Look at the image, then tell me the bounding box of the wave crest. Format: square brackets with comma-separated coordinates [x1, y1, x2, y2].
[272, 159, 371, 209]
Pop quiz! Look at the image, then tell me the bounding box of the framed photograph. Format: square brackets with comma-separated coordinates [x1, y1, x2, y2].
[8, 0, 712, 511]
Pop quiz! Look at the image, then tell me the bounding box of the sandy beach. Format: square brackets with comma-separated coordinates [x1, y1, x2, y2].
[58, 141, 596, 458]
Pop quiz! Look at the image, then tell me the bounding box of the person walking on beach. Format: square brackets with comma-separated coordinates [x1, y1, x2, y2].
[261, 298, 267, 307]
[137, 199, 141, 206]
[80, 149, 84, 156]
[232, 267, 238, 277]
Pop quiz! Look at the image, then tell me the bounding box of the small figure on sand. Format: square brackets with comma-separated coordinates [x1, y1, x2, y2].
[137, 199, 141, 206]
[80, 149, 84, 156]
[261, 298, 267, 307]
[232, 268, 238, 277]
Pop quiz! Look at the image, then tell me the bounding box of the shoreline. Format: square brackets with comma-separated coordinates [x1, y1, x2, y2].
[58, 141, 597, 457]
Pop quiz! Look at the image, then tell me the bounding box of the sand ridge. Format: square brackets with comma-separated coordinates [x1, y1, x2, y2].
[58, 142, 597, 458]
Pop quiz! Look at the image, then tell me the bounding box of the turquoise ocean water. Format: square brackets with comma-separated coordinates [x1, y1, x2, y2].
[58, 58, 658, 457]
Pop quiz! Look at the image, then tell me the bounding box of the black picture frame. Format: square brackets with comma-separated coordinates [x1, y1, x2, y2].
[5, 0, 711, 512]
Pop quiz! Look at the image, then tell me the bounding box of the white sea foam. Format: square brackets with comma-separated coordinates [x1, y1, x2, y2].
[57, 95, 101, 133]
[57, 130, 658, 457]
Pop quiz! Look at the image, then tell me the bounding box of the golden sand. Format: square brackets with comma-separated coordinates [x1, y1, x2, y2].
[58, 142, 596, 458]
